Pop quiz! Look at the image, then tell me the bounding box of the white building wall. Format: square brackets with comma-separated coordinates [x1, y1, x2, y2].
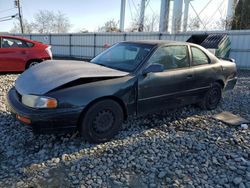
[12, 30, 250, 69]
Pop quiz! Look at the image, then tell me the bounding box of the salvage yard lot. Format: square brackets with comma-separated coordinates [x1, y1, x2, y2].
[0, 71, 249, 187]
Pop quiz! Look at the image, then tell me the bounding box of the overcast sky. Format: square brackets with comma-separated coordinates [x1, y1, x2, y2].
[0, 0, 228, 33]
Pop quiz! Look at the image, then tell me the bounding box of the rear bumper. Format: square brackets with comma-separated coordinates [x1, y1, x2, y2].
[224, 77, 237, 91]
[7, 87, 83, 133]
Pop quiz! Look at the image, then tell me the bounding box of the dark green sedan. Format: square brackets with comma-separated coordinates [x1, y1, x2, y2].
[7, 40, 237, 143]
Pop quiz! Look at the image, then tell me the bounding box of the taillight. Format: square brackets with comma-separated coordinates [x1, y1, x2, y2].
[45, 46, 53, 59]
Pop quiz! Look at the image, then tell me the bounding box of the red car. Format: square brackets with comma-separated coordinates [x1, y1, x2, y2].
[0, 35, 52, 72]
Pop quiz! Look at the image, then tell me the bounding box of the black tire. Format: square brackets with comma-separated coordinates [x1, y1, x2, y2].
[199, 83, 222, 110]
[79, 99, 124, 143]
[26, 60, 41, 69]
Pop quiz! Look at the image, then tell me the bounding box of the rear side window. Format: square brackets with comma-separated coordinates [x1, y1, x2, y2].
[191, 47, 210, 66]
[26, 42, 34, 47]
[148, 45, 189, 70]
[2, 37, 32, 48]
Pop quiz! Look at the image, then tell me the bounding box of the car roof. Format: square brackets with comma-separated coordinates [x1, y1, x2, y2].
[123, 40, 190, 46]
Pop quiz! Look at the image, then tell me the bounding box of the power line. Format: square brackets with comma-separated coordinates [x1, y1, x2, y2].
[131, 0, 140, 18]
[198, 0, 214, 16]
[203, 0, 225, 25]
[0, 14, 18, 20]
[145, 0, 150, 9]
[0, 18, 14, 22]
[0, 8, 16, 14]
[0, 14, 18, 22]
[190, 2, 207, 30]
[218, 0, 227, 20]
[187, 0, 213, 30]
[0, 14, 17, 19]
[148, 1, 156, 15]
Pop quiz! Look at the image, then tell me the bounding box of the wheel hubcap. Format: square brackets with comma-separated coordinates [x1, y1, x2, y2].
[208, 88, 220, 106]
[93, 110, 114, 133]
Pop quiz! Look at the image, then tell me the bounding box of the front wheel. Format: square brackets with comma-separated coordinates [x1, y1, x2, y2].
[79, 99, 124, 143]
[199, 83, 222, 110]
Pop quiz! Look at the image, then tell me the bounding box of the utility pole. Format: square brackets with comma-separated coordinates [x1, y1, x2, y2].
[139, 0, 146, 32]
[183, 0, 190, 32]
[15, 0, 24, 33]
[171, 0, 183, 34]
[159, 0, 170, 32]
[119, 0, 126, 32]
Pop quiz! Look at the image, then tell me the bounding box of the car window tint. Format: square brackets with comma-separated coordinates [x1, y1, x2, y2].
[191, 47, 209, 65]
[2, 38, 29, 48]
[148, 45, 189, 70]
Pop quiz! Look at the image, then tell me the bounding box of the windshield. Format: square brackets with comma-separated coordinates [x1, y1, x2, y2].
[91, 42, 154, 72]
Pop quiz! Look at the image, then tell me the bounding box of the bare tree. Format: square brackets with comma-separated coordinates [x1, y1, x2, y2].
[33, 10, 55, 33]
[53, 11, 71, 33]
[143, 14, 159, 32]
[10, 10, 71, 33]
[188, 17, 200, 31]
[33, 10, 71, 33]
[10, 19, 34, 33]
[215, 19, 229, 30]
[187, 17, 232, 31]
[98, 19, 120, 32]
[128, 13, 159, 32]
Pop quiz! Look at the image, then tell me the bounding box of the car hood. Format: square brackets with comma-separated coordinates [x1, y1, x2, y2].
[15, 60, 129, 95]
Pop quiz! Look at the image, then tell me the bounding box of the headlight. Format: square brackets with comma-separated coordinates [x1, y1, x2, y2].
[22, 95, 57, 108]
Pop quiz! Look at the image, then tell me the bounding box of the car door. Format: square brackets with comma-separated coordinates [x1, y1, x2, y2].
[137, 45, 196, 114]
[0, 37, 28, 71]
[0, 37, 3, 70]
[189, 46, 219, 97]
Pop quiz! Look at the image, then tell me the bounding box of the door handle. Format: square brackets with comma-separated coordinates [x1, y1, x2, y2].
[186, 75, 193, 79]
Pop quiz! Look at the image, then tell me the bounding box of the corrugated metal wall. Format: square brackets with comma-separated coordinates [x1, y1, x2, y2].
[13, 30, 250, 69]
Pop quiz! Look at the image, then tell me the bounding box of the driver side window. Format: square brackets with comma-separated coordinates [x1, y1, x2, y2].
[147, 45, 189, 70]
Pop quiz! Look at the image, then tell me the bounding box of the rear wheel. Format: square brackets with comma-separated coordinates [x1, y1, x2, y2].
[79, 99, 124, 143]
[26, 60, 41, 69]
[199, 83, 222, 110]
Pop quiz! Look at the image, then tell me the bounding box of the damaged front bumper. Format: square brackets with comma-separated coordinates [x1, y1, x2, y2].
[7, 87, 84, 133]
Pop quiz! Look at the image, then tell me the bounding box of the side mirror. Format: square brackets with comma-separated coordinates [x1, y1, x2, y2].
[142, 63, 164, 75]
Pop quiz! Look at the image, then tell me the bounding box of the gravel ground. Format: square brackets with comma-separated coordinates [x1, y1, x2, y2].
[0, 71, 249, 188]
